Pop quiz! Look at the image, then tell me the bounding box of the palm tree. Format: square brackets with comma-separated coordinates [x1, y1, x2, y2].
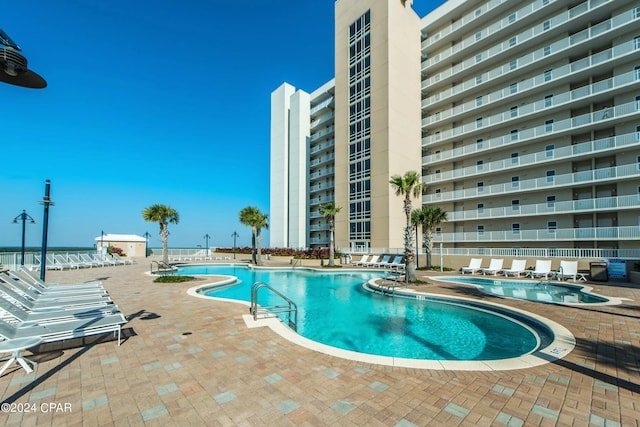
[411, 208, 425, 269]
[418, 206, 448, 269]
[142, 204, 179, 264]
[389, 171, 426, 282]
[319, 202, 342, 267]
[239, 206, 269, 265]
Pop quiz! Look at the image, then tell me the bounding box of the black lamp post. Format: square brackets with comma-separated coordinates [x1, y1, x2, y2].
[12, 210, 35, 266]
[203, 234, 211, 255]
[39, 179, 54, 280]
[231, 231, 239, 260]
[143, 231, 151, 257]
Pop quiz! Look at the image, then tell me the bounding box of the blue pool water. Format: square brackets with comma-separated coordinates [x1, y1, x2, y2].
[437, 276, 608, 304]
[179, 265, 548, 361]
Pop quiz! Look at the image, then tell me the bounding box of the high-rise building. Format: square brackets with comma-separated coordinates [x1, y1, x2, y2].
[271, 0, 640, 257]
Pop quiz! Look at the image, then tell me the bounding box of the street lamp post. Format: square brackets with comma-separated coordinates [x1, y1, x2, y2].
[143, 232, 151, 257]
[12, 210, 35, 266]
[39, 179, 54, 281]
[203, 234, 211, 256]
[231, 231, 239, 260]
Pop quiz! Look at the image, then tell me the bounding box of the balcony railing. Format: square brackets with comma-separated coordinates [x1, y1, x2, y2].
[422, 0, 610, 72]
[421, 0, 514, 50]
[433, 226, 640, 243]
[424, 131, 640, 182]
[424, 130, 639, 166]
[424, 163, 640, 202]
[310, 111, 335, 129]
[310, 97, 334, 115]
[309, 195, 335, 206]
[422, 6, 638, 94]
[310, 153, 335, 168]
[309, 139, 335, 155]
[309, 182, 335, 193]
[310, 125, 335, 143]
[449, 194, 640, 221]
[423, 99, 640, 146]
[423, 66, 639, 127]
[309, 168, 335, 180]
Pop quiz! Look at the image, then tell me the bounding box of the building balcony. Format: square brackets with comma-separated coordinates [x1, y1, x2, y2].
[423, 99, 640, 146]
[449, 194, 640, 221]
[310, 125, 335, 143]
[424, 130, 639, 166]
[421, 0, 604, 72]
[423, 68, 639, 127]
[310, 153, 335, 168]
[309, 237, 330, 245]
[424, 131, 640, 183]
[423, 36, 637, 110]
[433, 226, 640, 243]
[421, 0, 514, 51]
[422, 6, 638, 94]
[309, 223, 330, 232]
[310, 111, 335, 129]
[424, 163, 640, 203]
[310, 97, 334, 116]
[309, 139, 335, 156]
[309, 182, 335, 193]
[309, 195, 335, 207]
[309, 167, 335, 180]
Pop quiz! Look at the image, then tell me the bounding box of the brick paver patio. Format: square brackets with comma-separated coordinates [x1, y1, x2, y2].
[1, 258, 638, 426]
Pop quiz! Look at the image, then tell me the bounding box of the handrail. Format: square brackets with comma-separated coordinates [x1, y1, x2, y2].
[150, 260, 176, 275]
[250, 281, 298, 330]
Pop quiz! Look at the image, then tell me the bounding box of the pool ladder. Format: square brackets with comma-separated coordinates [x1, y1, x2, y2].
[150, 260, 177, 275]
[250, 281, 298, 331]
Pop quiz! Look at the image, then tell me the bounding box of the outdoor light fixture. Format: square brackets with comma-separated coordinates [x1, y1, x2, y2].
[40, 179, 54, 280]
[0, 28, 46, 89]
[12, 210, 35, 266]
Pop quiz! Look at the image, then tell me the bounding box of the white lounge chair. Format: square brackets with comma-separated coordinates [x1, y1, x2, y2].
[461, 258, 483, 274]
[67, 254, 93, 268]
[382, 255, 404, 270]
[526, 260, 553, 279]
[0, 298, 120, 324]
[352, 255, 370, 267]
[557, 260, 587, 281]
[501, 259, 528, 277]
[0, 313, 127, 346]
[364, 255, 380, 267]
[374, 255, 391, 268]
[0, 284, 112, 311]
[481, 259, 504, 276]
[10, 268, 103, 290]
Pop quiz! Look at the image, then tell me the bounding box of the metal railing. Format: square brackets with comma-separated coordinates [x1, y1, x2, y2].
[250, 281, 297, 330]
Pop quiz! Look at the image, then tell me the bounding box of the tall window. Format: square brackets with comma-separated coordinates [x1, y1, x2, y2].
[510, 129, 519, 141]
[511, 199, 520, 211]
[508, 13, 516, 24]
[543, 45, 551, 56]
[510, 59, 518, 70]
[477, 225, 485, 234]
[543, 20, 550, 31]
[477, 203, 484, 213]
[476, 96, 483, 106]
[511, 152, 519, 164]
[476, 138, 484, 149]
[544, 69, 552, 82]
[476, 117, 483, 128]
[545, 144, 555, 157]
[348, 10, 372, 244]
[510, 82, 518, 94]
[476, 160, 484, 171]
[547, 221, 557, 233]
[512, 223, 521, 234]
[635, 36, 640, 50]
[509, 37, 517, 47]
[477, 181, 484, 192]
[510, 106, 518, 117]
[511, 176, 519, 188]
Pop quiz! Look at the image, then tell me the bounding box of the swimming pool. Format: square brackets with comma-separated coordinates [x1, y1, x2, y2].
[435, 276, 611, 304]
[180, 265, 573, 367]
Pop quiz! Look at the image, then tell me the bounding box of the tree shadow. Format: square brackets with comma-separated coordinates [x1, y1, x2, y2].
[126, 309, 161, 321]
[547, 338, 640, 393]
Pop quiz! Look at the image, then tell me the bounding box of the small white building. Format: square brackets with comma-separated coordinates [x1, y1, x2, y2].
[95, 233, 147, 257]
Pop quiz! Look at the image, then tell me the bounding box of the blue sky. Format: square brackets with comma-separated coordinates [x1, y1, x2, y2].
[1, 0, 443, 249]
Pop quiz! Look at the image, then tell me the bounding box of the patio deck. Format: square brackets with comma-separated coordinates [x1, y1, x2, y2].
[1, 257, 638, 426]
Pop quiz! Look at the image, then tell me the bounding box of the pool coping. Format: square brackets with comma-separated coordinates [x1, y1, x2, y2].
[186, 269, 577, 371]
[431, 275, 629, 306]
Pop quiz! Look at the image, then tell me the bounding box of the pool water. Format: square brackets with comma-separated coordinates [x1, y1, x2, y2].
[437, 276, 609, 304]
[179, 265, 546, 361]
